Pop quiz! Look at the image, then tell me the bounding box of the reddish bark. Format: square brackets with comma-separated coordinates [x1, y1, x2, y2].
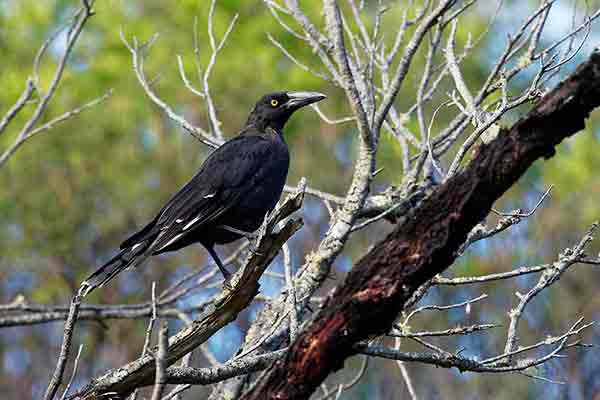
[242, 51, 600, 399]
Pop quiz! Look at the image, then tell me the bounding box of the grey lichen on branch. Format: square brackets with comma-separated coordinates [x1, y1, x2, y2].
[68, 179, 307, 400]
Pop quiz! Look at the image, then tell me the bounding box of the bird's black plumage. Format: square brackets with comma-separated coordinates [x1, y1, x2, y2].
[82, 91, 326, 296]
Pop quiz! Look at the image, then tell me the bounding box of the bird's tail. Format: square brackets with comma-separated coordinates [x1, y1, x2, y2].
[80, 243, 148, 297]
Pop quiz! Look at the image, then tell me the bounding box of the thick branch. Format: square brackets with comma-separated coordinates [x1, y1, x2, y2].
[242, 51, 600, 400]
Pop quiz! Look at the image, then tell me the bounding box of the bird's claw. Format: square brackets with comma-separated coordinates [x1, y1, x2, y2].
[244, 232, 258, 241]
[222, 274, 234, 290]
[247, 239, 263, 256]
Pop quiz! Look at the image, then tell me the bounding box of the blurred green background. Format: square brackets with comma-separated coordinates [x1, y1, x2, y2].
[1, 1, 599, 399]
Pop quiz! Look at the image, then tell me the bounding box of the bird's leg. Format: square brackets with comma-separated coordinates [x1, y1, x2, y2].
[205, 245, 232, 287]
[217, 225, 262, 255]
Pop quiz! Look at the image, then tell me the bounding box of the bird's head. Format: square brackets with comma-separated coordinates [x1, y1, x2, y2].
[246, 91, 326, 131]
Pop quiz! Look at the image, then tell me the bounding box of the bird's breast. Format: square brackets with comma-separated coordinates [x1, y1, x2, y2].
[223, 140, 289, 231]
[244, 144, 289, 207]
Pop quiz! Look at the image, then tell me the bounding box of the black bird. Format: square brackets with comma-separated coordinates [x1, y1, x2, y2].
[81, 91, 326, 296]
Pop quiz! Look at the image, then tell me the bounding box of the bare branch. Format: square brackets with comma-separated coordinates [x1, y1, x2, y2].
[164, 348, 287, 385]
[390, 323, 500, 339]
[374, 0, 456, 134]
[150, 321, 169, 400]
[357, 317, 592, 375]
[203, 0, 238, 140]
[130, 282, 159, 400]
[313, 355, 368, 400]
[433, 264, 549, 286]
[43, 290, 83, 400]
[283, 243, 299, 342]
[59, 344, 83, 400]
[502, 223, 598, 362]
[267, 33, 331, 81]
[119, 30, 221, 148]
[0, 78, 35, 136]
[396, 356, 419, 400]
[0, 0, 97, 168]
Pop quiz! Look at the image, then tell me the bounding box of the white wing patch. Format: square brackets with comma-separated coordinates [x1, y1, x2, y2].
[183, 215, 202, 231]
[157, 232, 184, 251]
[155, 192, 217, 250]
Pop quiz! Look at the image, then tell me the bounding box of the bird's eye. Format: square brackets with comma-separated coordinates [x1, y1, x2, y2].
[270, 99, 279, 107]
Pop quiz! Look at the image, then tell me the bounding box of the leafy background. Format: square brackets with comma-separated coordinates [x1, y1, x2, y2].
[1, 1, 599, 399]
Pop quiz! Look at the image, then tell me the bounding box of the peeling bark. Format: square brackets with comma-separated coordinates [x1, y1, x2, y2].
[242, 51, 600, 400]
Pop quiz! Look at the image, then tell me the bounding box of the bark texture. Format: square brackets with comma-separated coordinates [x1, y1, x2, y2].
[242, 51, 600, 399]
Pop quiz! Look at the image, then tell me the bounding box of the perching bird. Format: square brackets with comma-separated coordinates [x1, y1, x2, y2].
[80, 91, 325, 296]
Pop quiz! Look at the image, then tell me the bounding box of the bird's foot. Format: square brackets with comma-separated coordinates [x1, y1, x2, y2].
[222, 275, 234, 290]
[243, 231, 259, 242]
[247, 239, 263, 256]
[219, 267, 235, 290]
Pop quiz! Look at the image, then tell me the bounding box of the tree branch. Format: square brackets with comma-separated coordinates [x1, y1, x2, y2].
[67, 181, 307, 399]
[0, 0, 98, 168]
[241, 50, 600, 400]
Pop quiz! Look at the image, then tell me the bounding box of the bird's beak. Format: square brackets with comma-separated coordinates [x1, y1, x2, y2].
[284, 91, 327, 110]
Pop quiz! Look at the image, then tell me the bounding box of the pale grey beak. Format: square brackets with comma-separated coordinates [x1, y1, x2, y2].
[285, 91, 327, 110]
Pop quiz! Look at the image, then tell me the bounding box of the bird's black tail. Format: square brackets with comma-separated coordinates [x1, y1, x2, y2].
[80, 243, 149, 297]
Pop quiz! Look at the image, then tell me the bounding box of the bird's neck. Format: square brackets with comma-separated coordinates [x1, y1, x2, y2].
[241, 122, 283, 137]
[245, 112, 287, 132]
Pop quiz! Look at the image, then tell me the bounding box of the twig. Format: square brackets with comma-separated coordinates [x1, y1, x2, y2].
[150, 321, 169, 400]
[350, 200, 407, 232]
[235, 308, 290, 360]
[397, 359, 418, 400]
[310, 103, 355, 124]
[43, 289, 83, 400]
[202, 0, 239, 140]
[267, 33, 331, 81]
[0, 0, 96, 168]
[163, 348, 287, 385]
[434, 264, 549, 286]
[445, 19, 478, 125]
[404, 294, 488, 323]
[176, 55, 205, 99]
[314, 355, 369, 400]
[357, 318, 591, 375]
[373, 0, 456, 134]
[119, 29, 221, 148]
[30, 89, 113, 136]
[390, 323, 500, 338]
[502, 223, 598, 362]
[492, 185, 554, 217]
[283, 243, 298, 342]
[0, 78, 35, 136]
[59, 345, 84, 400]
[130, 282, 158, 400]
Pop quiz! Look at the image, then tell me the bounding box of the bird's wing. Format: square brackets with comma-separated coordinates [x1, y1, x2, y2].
[120, 134, 273, 252]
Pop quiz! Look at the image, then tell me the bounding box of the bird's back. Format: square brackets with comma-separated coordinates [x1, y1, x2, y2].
[148, 127, 289, 251]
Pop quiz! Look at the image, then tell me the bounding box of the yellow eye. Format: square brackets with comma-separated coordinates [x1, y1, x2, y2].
[270, 99, 279, 107]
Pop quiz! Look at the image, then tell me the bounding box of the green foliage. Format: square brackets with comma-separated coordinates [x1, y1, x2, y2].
[0, 1, 339, 299]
